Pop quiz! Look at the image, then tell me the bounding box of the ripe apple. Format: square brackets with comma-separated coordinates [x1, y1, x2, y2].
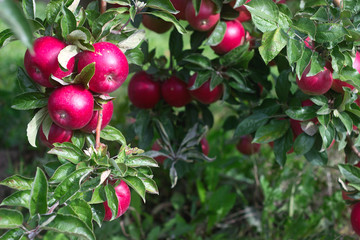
[48, 85, 94, 130]
[290, 119, 303, 137]
[151, 140, 167, 164]
[24, 36, 75, 88]
[353, 51, 360, 74]
[230, 0, 251, 22]
[161, 76, 192, 107]
[77, 42, 129, 93]
[211, 20, 245, 55]
[142, 14, 173, 34]
[81, 99, 114, 133]
[245, 31, 255, 49]
[304, 36, 315, 50]
[39, 123, 72, 148]
[296, 65, 333, 95]
[201, 138, 209, 156]
[188, 74, 223, 104]
[351, 202, 360, 236]
[103, 180, 131, 221]
[185, 0, 220, 32]
[170, 0, 188, 20]
[128, 71, 161, 109]
[236, 135, 260, 155]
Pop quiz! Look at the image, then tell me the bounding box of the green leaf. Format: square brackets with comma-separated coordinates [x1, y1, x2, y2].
[46, 0, 62, 24]
[318, 124, 335, 150]
[139, 176, 159, 195]
[293, 18, 316, 38]
[148, 11, 186, 34]
[68, 199, 93, 229]
[338, 111, 353, 134]
[259, 28, 287, 64]
[30, 168, 48, 217]
[219, 43, 253, 67]
[273, 129, 293, 166]
[58, 45, 80, 71]
[91, 204, 105, 227]
[285, 107, 317, 121]
[104, 184, 118, 220]
[0, 229, 25, 240]
[315, 23, 348, 44]
[71, 131, 86, 149]
[0, 29, 14, 49]
[0, 0, 33, 50]
[61, 6, 77, 39]
[253, 119, 290, 143]
[126, 155, 159, 168]
[73, 62, 95, 88]
[147, 0, 177, 14]
[101, 125, 126, 145]
[89, 185, 106, 204]
[226, 68, 255, 94]
[182, 54, 212, 70]
[125, 48, 144, 66]
[17, 67, 38, 92]
[207, 21, 226, 46]
[92, 11, 124, 41]
[293, 133, 315, 155]
[234, 113, 269, 137]
[53, 167, 93, 204]
[0, 209, 23, 229]
[49, 142, 87, 164]
[49, 163, 77, 184]
[295, 47, 312, 79]
[304, 148, 327, 166]
[339, 164, 360, 184]
[1, 190, 30, 209]
[40, 213, 95, 240]
[0, 175, 33, 190]
[169, 28, 183, 60]
[123, 176, 146, 202]
[26, 107, 48, 148]
[22, 0, 35, 19]
[12, 92, 47, 110]
[245, 0, 279, 32]
[276, 70, 291, 102]
[287, 38, 302, 66]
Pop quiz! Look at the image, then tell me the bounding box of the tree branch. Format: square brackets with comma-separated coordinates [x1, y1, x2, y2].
[95, 109, 103, 150]
[347, 135, 360, 158]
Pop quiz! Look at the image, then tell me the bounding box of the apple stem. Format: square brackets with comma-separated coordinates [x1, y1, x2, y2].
[96, 109, 103, 150]
[100, 0, 107, 14]
[347, 135, 360, 158]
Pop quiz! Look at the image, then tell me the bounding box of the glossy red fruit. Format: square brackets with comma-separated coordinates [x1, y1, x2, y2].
[185, 0, 220, 32]
[304, 36, 315, 50]
[39, 123, 72, 148]
[245, 31, 255, 49]
[188, 74, 223, 104]
[48, 85, 94, 130]
[236, 135, 260, 155]
[142, 14, 172, 33]
[81, 99, 114, 133]
[354, 51, 360, 74]
[24, 36, 75, 88]
[77, 42, 129, 93]
[331, 79, 355, 93]
[290, 119, 303, 137]
[103, 180, 131, 221]
[211, 20, 245, 55]
[230, 0, 251, 22]
[296, 65, 333, 95]
[201, 138, 209, 156]
[128, 71, 161, 109]
[152, 140, 167, 164]
[161, 76, 192, 107]
[351, 202, 360, 236]
[170, 0, 189, 20]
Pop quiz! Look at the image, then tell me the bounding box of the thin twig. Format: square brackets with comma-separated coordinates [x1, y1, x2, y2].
[95, 109, 103, 150]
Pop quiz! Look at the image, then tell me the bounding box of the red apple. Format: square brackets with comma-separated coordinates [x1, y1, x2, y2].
[48, 85, 94, 130]
[24, 36, 75, 88]
[188, 74, 223, 104]
[142, 14, 173, 34]
[185, 0, 220, 32]
[161, 76, 192, 107]
[128, 71, 161, 109]
[81, 99, 114, 133]
[77, 42, 129, 93]
[296, 65, 333, 95]
[201, 138, 209, 156]
[170, 0, 188, 20]
[151, 140, 167, 164]
[351, 202, 360, 236]
[39, 123, 72, 148]
[211, 20, 245, 55]
[103, 180, 131, 221]
[290, 119, 303, 137]
[354, 51, 360, 74]
[304, 36, 315, 50]
[236, 135, 260, 155]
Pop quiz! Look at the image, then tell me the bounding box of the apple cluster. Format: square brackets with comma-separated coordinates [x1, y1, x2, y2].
[127, 71, 223, 109]
[24, 36, 128, 148]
